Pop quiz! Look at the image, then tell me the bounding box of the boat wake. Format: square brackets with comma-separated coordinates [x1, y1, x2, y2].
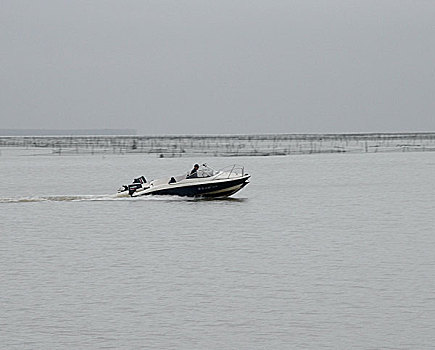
[0, 194, 243, 204]
[0, 194, 125, 203]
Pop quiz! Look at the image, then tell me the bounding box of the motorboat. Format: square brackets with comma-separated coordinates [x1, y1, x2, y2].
[117, 164, 250, 198]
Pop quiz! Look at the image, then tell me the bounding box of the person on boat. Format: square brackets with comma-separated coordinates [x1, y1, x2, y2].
[188, 164, 200, 178]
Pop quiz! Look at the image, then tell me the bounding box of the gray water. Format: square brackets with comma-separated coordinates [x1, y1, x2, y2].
[1, 148, 434, 349]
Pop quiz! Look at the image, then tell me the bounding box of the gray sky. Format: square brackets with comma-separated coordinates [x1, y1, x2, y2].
[2, 0, 435, 135]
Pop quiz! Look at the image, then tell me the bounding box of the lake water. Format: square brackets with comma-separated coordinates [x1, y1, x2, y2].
[1, 148, 434, 349]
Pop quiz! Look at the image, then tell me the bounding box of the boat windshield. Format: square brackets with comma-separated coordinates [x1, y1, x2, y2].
[197, 164, 215, 177]
[187, 164, 215, 178]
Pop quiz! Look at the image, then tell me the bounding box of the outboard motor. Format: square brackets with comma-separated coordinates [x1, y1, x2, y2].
[128, 183, 142, 196]
[128, 176, 147, 196]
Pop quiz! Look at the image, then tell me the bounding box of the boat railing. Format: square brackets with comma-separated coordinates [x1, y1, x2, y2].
[215, 164, 245, 179]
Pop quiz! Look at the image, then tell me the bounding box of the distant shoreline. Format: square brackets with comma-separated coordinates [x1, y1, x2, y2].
[1, 132, 434, 157]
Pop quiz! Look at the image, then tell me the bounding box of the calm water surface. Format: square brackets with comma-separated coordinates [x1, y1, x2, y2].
[1, 149, 435, 349]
